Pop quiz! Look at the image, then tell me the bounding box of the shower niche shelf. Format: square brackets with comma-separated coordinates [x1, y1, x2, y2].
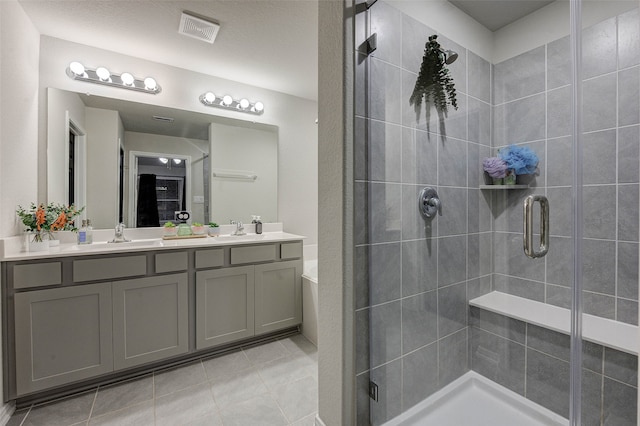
[479, 185, 529, 190]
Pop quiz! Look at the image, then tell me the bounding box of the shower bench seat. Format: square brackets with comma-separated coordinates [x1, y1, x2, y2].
[469, 291, 638, 355]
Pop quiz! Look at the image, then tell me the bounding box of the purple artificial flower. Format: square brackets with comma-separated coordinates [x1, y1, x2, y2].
[483, 157, 508, 178]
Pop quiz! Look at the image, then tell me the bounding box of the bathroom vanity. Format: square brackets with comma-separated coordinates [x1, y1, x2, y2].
[0, 231, 303, 403]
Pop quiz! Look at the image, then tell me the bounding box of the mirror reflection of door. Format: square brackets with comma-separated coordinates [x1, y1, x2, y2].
[67, 118, 86, 216]
[129, 152, 191, 227]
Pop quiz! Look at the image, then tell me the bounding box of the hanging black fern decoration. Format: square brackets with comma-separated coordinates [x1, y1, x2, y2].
[409, 35, 458, 132]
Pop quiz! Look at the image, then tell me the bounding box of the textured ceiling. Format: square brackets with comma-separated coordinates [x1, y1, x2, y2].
[18, 0, 319, 101]
[448, 0, 555, 31]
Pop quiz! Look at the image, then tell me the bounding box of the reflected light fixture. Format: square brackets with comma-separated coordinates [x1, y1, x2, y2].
[159, 157, 169, 164]
[66, 61, 162, 94]
[173, 159, 182, 165]
[199, 92, 265, 115]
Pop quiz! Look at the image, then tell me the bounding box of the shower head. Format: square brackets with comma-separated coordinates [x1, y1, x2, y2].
[443, 49, 458, 65]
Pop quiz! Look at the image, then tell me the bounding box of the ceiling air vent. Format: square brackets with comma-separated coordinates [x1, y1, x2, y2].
[153, 116, 175, 123]
[179, 12, 220, 44]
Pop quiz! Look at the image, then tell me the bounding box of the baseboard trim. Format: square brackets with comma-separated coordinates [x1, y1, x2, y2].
[315, 413, 327, 426]
[0, 401, 15, 426]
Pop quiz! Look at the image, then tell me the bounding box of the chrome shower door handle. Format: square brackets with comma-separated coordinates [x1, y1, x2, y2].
[523, 195, 549, 259]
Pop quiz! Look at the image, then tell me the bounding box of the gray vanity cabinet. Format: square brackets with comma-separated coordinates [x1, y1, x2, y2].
[196, 266, 255, 349]
[254, 260, 302, 335]
[14, 283, 113, 395]
[112, 273, 188, 370]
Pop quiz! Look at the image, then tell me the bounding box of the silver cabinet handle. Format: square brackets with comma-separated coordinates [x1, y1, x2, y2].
[523, 195, 549, 258]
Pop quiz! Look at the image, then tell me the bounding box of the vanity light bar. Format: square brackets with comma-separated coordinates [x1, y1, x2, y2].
[199, 92, 264, 115]
[65, 62, 162, 94]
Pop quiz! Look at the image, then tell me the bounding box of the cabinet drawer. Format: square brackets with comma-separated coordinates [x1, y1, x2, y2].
[73, 256, 146, 282]
[280, 242, 302, 260]
[231, 245, 276, 265]
[196, 249, 224, 269]
[13, 262, 62, 289]
[155, 252, 188, 273]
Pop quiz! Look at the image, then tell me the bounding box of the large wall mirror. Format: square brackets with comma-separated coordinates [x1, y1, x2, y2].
[47, 87, 278, 229]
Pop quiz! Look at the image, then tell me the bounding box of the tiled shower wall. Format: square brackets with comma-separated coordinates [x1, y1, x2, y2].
[491, 8, 640, 325]
[353, 2, 493, 424]
[354, 2, 639, 425]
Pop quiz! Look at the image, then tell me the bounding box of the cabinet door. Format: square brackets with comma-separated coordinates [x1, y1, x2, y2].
[112, 273, 188, 370]
[254, 260, 302, 335]
[196, 266, 254, 349]
[14, 283, 113, 395]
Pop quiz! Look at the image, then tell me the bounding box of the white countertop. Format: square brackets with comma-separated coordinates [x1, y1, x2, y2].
[0, 223, 305, 261]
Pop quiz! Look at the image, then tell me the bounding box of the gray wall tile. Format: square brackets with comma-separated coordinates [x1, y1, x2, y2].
[370, 359, 402, 425]
[583, 239, 616, 294]
[604, 348, 638, 387]
[437, 282, 467, 337]
[548, 187, 573, 237]
[494, 46, 545, 104]
[527, 324, 570, 361]
[583, 73, 617, 132]
[617, 298, 639, 325]
[583, 130, 617, 184]
[547, 236, 574, 287]
[368, 120, 403, 183]
[493, 94, 545, 145]
[546, 284, 571, 309]
[468, 51, 491, 103]
[437, 236, 467, 286]
[584, 291, 616, 319]
[618, 184, 639, 242]
[526, 349, 570, 417]
[356, 309, 370, 374]
[547, 137, 573, 186]
[438, 138, 468, 187]
[440, 94, 467, 141]
[355, 246, 370, 310]
[470, 327, 525, 395]
[617, 242, 639, 300]
[401, 343, 438, 411]
[438, 328, 468, 387]
[402, 239, 438, 297]
[547, 36, 571, 90]
[618, 66, 640, 126]
[618, 125, 640, 184]
[369, 58, 402, 125]
[494, 232, 545, 281]
[402, 69, 437, 133]
[370, 182, 402, 243]
[547, 85, 572, 138]
[493, 274, 545, 301]
[602, 378, 637, 426]
[356, 373, 371, 426]
[470, 306, 526, 344]
[467, 276, 492, 301]
[437, 187, 468, 236]
[582, 17, 617, 79]
[401, 15, 434, 74]
[370, 301, 401, 367]
[402, 291, 438, 354]
[369, 243, 401, 305]
[618, 8, 640, 69]
[583, 186, 616, 239]
[370, 1, 402, 67]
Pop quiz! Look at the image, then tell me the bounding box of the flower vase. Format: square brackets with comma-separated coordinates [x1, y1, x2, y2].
[48, 231, 60, 247]
[27, 233, 50, 252]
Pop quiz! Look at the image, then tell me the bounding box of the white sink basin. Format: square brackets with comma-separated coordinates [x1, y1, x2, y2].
[61, 239, 163, 252]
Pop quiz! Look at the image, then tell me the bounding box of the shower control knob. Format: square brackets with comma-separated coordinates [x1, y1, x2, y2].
[419, 187, 441, 219]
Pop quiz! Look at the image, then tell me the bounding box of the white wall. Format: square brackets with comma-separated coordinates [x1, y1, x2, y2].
[85, 107, 120, 229]
[38, 36, 318, 245]
[125, 131, 208, 225]
[0, 0, 40, 419]
[209, 122, 278, 224]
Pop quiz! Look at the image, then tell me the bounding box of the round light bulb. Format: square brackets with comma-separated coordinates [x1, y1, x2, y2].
[239, 98, 250, 109]
[203, 92, 216, 104]
[254, 101, 264, 112]
[159, 157, 168, 164]
[222, 95, 233, 106]
[96, 67, 111, 81]
[173, 158, 182, 165]
[144, 77, 157, 91]
[69, 61, 85, 76]
[120, 72, 134, 86]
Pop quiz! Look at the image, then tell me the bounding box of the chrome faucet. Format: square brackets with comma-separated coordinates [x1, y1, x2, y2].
[230, 220, 246, 236]
[110, 222, 131, 243]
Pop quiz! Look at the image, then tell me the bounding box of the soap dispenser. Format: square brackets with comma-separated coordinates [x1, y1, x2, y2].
[252, 215, 263, 234]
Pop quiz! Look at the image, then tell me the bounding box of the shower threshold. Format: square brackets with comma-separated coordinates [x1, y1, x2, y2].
[382, 371, 568, 426]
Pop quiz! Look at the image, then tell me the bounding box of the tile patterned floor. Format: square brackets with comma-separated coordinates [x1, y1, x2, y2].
[7, 334, 318, 426]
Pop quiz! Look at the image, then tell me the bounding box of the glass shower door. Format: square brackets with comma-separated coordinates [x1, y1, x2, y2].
[356, 0, 639, 425]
